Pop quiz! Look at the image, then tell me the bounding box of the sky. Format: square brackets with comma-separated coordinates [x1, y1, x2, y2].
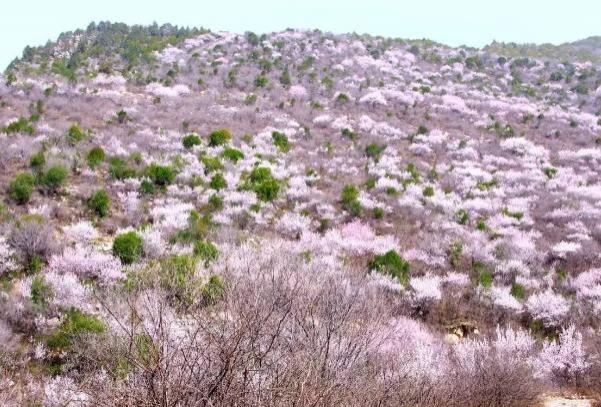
[1, 0, 600, 71]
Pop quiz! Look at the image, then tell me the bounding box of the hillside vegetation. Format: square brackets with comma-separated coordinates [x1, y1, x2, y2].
[1, 22, 601, 406]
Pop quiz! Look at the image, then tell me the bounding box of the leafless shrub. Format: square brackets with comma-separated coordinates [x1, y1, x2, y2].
[9, 217, 59, 267]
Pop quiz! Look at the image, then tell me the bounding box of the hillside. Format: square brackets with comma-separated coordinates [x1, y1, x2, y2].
[1, 22, 601, 405]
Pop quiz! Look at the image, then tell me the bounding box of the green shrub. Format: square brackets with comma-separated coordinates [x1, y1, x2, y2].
[246, 167, 280, 202]
[139, 179, 156, 195]
[208, 128, 232, 146]
[341, 185, 362, 217]
[279, 68, 291, 87]
[341, 128, 358, 141]
[116, 109, 128, 124]
[29, 152, 45, 173]
[209, 173, 227, 190]
[46, 308, 105, 350]
[365, 143, 386, 160]
[86, 146, 105, 169]
[159, 255, 201, 307]
[41, 166, 68, 193]
[341, 185, 359, 206]
[182, 134, 201, 149]
[3, 117, 35, 135]
[417, 125, 429, 135]
[449, 241, 463, 268]
[244, 94, 257, 105]
[208, 194, 224, 210]
[200, 275, 226, 306]
[112, 231, 143, 265]
[201, 155, 223, 173]
[478, 271, 493, 288]
[254, 75, 268, 88]
[30, 275, 53, 307]
[456, 209, 470, 225]
[368, 250, 410, 285]
[373, 207, 385, 219]
[511, 283, 525, 299]
[574, 83, 588, 95]
[66, 124, 86, 145]
[422, 186, 434, 197]
[108, 157, 136, 180]
[147, 164, 175, 186]
[222, 148, 244, 162]
[88, 189, 110, 217]
[193, 240, 219, 266]
[336, 93, 350, 103]
[9, 173, 35, 204]
[272, 131, 289, 152]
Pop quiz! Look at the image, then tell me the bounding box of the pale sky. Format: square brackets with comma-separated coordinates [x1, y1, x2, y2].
[1, 0, 600, 70]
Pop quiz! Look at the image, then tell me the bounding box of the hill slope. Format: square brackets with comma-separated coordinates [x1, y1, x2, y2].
[0, 23, 601, 405]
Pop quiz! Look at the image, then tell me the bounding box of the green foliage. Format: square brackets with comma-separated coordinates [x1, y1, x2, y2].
[543, 167, 557, 179]
[574, 83, 589, 95]
[254, 74, 268, 88]
[246, 167, 280, 202]
[200, 275, 226, 306]
[417, 125, 429, 135]
[139, 179, 156, 195]
[112, 231, 143, 265]
[51, 59, 76, 81]
[336, 93, 350, 103]
[244, 94, 257, 105]
[200, 155, 223, 173]
[373, 207, 385, 219]
[147, 164, 175, 186]
[108, 157, 136, 180]
[116, 109, 128, 124]
[159, 255, 201, 307]
[448, 241, 463, 268]
[222, 148, 244, 162]
[464, 56, 483, 70]
[9, 173, 35, 204]
[29, 151, 45, 173]
[365, 143, 386, 160]
[182, 134, 201, 149]
[341, 184, 359, 205]
[66, 124, 87, 145]
[193, 240, 219, 266]
[208, 194, 223, 210]
[368, 250, 410, 285]
[2, 116, 35, 135]
[341, 185, 362, 217]
[478, 270, 493, 289]
[279, 68, 291, 87]
[456, 209, 470, 225]
[209, 173, 227, 190]
[41, 165, 68, 193]
[272, 131, 289, 152]
[422, 186, 434, 197]
[88, 189, 110, 217]
[511, 283, 526, 299]
[87, 146, 105, 169]
[30, 275, 53, 307]
[46, 308, 105, 350]
[208, 128, 232, 146]
[341, 128, 358, 141]
[246, 31, 260, 46]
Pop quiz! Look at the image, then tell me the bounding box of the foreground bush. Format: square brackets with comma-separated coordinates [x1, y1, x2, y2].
[147, 164, 175, 186]
[368, 250, 410, 285]
[208, 128, 231, 146]
[88, 189, 110, 217]
[9, 173, 35, 204]
[41, 165, 69, 193]
[112, 231, 143, 265]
